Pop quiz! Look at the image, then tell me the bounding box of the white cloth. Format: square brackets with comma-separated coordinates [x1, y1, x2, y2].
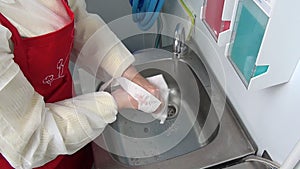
[116, 77, 161, 113]
[0, 0, 135, 168]
[116, 74, 169, 124]
[147, 74, 169, 124]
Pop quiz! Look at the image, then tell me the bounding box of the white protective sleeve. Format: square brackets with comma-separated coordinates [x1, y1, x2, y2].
[0, 25, 118, 169]
[0, 0, 134, 168]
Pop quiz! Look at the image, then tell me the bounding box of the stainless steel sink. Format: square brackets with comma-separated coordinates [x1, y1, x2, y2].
[105, 50, 219, 166]
[92, 44, 256, 169]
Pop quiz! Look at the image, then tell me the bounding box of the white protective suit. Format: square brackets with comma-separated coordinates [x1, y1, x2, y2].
[0, 0, 135, 168]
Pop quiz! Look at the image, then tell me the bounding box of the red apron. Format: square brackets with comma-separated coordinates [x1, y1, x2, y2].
[0, 1, 93, 168]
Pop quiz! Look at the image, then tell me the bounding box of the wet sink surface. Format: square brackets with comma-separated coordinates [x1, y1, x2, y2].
[105, 58, 219, 166]
[92, 47, 256, 169]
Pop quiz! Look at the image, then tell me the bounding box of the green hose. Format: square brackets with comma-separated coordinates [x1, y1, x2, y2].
[179, 0, 195, 40]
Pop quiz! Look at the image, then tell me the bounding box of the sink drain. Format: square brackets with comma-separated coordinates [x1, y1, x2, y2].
[167, 104, 178, 119]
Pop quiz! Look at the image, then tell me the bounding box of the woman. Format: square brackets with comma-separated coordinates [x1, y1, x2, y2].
[0, 0, 159, 168]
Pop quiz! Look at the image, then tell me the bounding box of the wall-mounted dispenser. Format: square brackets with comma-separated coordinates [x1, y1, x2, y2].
[227, 0, 300, 90]
[228, 0, 270, 86]
[201, 0, 236, 46]
[200, 0, 300, 90]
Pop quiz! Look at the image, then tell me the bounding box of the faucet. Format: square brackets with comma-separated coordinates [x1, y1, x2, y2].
[173, 23, 187, 59]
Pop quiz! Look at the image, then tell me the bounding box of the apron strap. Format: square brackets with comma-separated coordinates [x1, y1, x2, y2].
[0, 12, 23, 45]
[0, 12, 29, 78]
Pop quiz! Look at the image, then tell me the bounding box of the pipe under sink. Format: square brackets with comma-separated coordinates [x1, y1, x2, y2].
[92, 46, 256, 169]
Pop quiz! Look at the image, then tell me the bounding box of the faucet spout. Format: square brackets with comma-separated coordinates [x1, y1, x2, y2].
[173, 23, 187, 58]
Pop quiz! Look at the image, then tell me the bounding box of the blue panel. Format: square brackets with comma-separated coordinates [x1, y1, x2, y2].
[254, 65, 269, 77]
[230, 0, 269, 85]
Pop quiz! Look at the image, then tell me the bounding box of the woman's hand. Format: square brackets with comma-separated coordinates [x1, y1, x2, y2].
[122, 65, 160, 100]
[120, 65, 163, 113]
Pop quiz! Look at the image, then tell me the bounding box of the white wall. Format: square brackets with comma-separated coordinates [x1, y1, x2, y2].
[85, 0, 132, 23]
[178, 0, 300, 165]
[85, 0, 159, 51]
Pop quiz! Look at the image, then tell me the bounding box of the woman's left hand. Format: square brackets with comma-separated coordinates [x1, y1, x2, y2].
[122, 65, 161, 103]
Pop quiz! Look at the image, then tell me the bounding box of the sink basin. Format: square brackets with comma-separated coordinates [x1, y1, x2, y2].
[92, 46, 256, 169]
[101, 49, 219, 166]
